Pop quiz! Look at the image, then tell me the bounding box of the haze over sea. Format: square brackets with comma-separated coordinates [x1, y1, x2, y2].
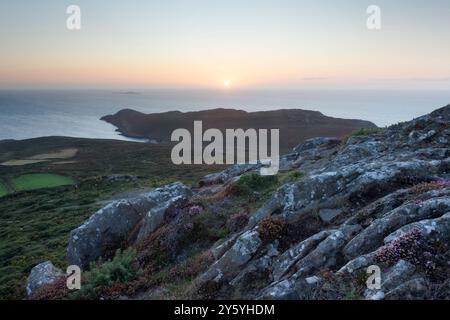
[1, 89, 450, 141]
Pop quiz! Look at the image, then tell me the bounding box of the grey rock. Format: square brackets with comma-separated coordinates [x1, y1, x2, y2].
[384, 211, 450, 244]
[26, 261, 63, 297]
[343, 197, 450, 260]
[382, 260, 416, 292]
[319, 209, 342, 223]
[385, 277, 428, 300]
[68, 182, 191, 269]
[196, 230, 262, 288]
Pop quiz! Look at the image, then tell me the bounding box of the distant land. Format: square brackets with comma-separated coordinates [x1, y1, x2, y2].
[101, 108, 377, 152]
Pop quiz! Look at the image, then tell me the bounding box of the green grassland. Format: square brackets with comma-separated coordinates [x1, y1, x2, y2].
[0, 137, 226, 299]
[12, 174, 76, 192]
[0, 182, 8, 197]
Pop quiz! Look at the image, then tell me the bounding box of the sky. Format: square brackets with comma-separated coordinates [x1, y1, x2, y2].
[1, 0, 450, 90]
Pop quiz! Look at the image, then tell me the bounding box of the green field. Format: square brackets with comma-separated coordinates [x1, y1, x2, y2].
[12, 174, 76, 191]
[0, 183, 8, 197]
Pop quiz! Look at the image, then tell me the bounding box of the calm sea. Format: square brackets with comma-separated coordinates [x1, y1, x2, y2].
[1, 89, 449, 141]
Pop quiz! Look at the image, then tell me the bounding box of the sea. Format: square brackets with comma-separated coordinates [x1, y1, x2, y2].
[1, 89, 450, 141]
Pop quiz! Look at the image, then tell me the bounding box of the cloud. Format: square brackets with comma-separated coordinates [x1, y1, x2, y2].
[411, 77, 450, 82]
[301, 77, 329, 81]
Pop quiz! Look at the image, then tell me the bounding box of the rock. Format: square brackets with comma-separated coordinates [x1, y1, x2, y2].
[343, 197, 450, 260]
[305, 276, 321, 285]
[135, 192, 190, 242]
[26, 261, 63, 297]
[365, 290, 385, 300]
[68, 182, 191, 269]
[271, 230, 334, 281]
[195, 230, 262, 293]
[259, 225, 362, 299]
[291, 224, 362, 278]
[198, 163, 260, 187]
[385, 277, 428, 300]
[382, 260, 416, 292]
[384, 211, 450, 244]
[338, 251, 377, 274]
[293, 137, 341, 154]
[319, 209, 342, 223]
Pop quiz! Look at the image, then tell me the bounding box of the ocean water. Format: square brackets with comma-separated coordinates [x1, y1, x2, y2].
[0, 89, 449, 141]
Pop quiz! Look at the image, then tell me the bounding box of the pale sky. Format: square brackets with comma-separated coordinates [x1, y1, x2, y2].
[1, 0, 450, 89]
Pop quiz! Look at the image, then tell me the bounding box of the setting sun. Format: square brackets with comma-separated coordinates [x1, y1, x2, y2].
[223, 80, 231, 88]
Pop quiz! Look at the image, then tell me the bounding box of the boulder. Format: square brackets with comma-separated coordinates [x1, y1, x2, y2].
[67, 182, 191, 269]
[26, 261, 63, 297]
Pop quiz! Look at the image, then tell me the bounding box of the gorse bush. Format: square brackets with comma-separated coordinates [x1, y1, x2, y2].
[70, 248, 141, 299]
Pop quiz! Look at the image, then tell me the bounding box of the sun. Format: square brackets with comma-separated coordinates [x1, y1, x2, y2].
[223, 80, 231, 88]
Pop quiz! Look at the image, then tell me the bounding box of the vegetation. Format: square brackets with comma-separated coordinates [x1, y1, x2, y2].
[0, 137, 226, 299]
[350, 127, 385, 137]
[258, 216, 288, 242]
[12, 173, 75, 191]
[0, 136, 305, 300]
[69, 248, 141, 300]
[0, 182, 7, 197]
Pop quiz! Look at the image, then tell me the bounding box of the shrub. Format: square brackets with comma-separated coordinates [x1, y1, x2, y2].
[69, 248, 141, 299]
[228, 173, 278, 197]
[29, 276, 68, 300]
[226, 211, 249, 233]
[258, 216, 287, 242]
[169, 251, 215, 280]
[350, 127, 385, 137]
[375, 229, 423, 265]
[411, 180, 450, 194]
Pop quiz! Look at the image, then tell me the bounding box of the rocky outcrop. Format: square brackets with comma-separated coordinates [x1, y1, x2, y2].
[26, 261, 63, 297]
[30, 105, 450, 300]
[67, 182, 191, 269]
[191, 105, 450, 300]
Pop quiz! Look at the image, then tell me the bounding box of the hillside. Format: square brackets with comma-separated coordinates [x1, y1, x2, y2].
[0, 137, 225, 299]
[26, 105, 450, 300]
[101, 108, 377, 152]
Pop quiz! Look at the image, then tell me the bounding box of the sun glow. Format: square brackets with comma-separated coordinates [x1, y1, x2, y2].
[223, 80, 231, 88]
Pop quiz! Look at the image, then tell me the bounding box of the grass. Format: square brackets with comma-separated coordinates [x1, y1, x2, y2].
[0, 182, 8, 197]
[350, 127, 385, 137]
[0, 137, 227, 300]
[12, 173, 76, 191]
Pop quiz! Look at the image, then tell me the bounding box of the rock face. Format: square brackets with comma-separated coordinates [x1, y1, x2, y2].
[67, 182, 191, 269]
[26, 261, 63, 297]
[190, 105, 450, 300]
[31, 105, 450, 300]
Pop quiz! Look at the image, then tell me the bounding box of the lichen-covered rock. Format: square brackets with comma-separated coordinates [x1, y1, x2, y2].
[344, 197, 450, 260]
[26, 261, 63, 297]
[384, 211, 450, 244]
[385, 277, 428, 300]
[67, 182, 191, 269]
